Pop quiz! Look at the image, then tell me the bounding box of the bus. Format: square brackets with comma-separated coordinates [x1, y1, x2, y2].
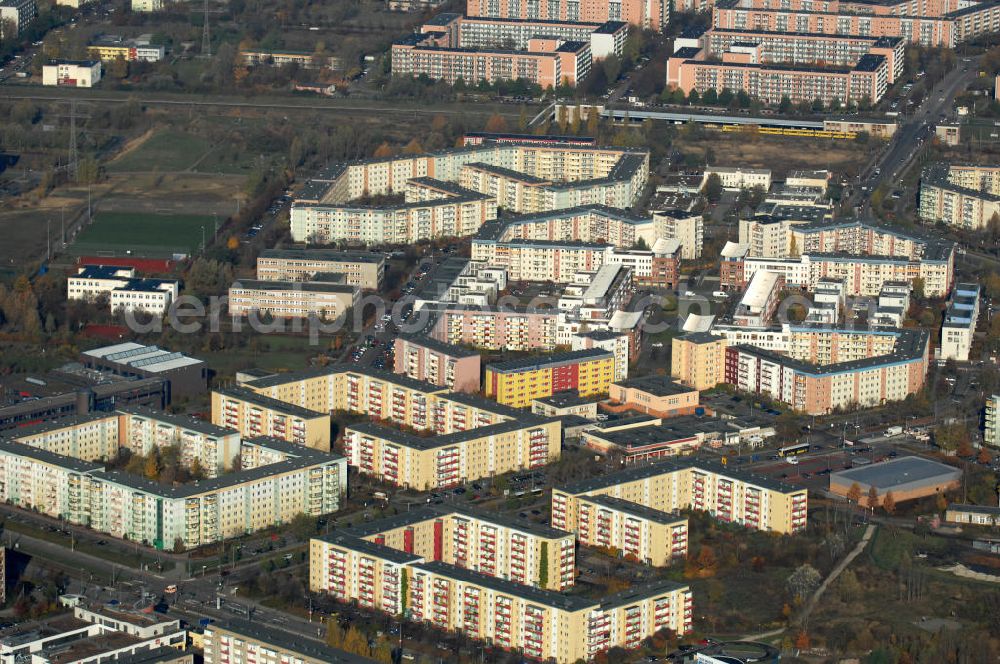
[778, 442, 809, 457]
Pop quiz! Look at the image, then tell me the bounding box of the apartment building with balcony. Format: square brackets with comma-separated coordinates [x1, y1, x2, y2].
[203, 620, 373, 664]
[426, 304, 563, 351]
[987, 394, 1000, 448]
[419, 13, 628, 59]
[667, 45, 890, 106]
[671, 332, 729, 390]
[240, 366, 562, 487]
[552, 457, 808, 535]
[466, 0, 669, 30]
[292, 144, 649, 245]
[117, 406, 241, 476]
[255, 249, 386, 290]
[919, 162, 1000, 230]
[485, 349, 616, 408]
[393, 335, 482, 392]
[724, 328, 930, 414]
[575, 494, 689, 565]
[7, 412, 120, 462]
[310, 536, 691, 663]
[314, 503, 575, 591]
[211, 387, 332, 452]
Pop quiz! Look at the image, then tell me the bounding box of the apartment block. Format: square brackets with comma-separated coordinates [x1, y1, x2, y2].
[67, 265, 179, 315]
[939, 282, 981, 362]
[724, 328, 930, 415]
[0, 435, 346, 549]
[392, 33, 592, 88]
[553, 458, 808, 535]
[671, 332, 728, 390]
[667, 45, 890, 106]
[705, 29, 905, 81]
[575, 494, 689, 565]
[255, 249, 385, 289]
[240, 366, 562, 487]
[117, 406, 241, 476]
[393, 335, 482, 392]
[310, 539, 691, 664]
[987, 394, 1000, 448]
[227, 278, 360, 321]
[428, 305, 561, 350]
[211, 387, 332, 452]
[313, 504, 575, 592]
[420, 13, 628, 59]
[8, 413, 120, 462]
[203, 621, 371, 664]
[0, 0, 35, 36]
[606, 238, 682, 288]
[485, 349, 616, 408]
[919, 162, 1000, 230]
[466, 0, 669, 30]
[653, 209, 703, 260]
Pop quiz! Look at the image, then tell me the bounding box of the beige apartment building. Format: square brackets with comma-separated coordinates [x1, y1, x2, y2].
[211, 387, 332, 452]
[553, 458, 808, 535]
[576, 494, 689, 565]
[9, 413, 120, 462]
[671, 332, 728, 390]
[117, 407, 242, 477]
[255, 249, 386, 290]
[203, 620, 376, 664]
[227, 279, 359, 321]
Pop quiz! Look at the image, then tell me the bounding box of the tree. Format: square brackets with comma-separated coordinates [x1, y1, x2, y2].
[143, 453, 160, 480]
[586, 108, 599, 135]
[372, 142, 393, 158]
[847, 482, 862, 505]
[935, 492, 948, 512]
[779, 95, 792, 114]
[978, 448, 992, 465]
[911, 276, 925, 300]
[786, 564, 821, 602]
[341, 626, 370, 656]
[882, 491, 896, 515]
[325, 617, 344, 647]
[484, 113, 508, 133]
[795, 630, 810, 650]
[402, 138, 423, 154]
[867, 486, 880, 510]
[538, 541, 549, 588]
[109, 54, 129, 79]
[702, 88, 719, 105]
[703, 173, 723, 203]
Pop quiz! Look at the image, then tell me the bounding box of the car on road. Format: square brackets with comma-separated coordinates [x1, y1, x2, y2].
[164, 585, 178, 594]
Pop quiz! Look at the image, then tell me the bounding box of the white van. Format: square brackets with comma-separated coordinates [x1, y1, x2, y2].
[712, 290, 727, 298]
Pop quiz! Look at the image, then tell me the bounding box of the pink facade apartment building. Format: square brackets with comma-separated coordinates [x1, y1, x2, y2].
[393, 335, 482, 393]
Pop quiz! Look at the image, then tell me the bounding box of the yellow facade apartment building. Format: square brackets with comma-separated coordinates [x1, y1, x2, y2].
[484, 348, 616, 408]
[239, 366, 562, 488]
[553, 458, 808, 536]
[575, 494, 689, 566]
[211, 387, 331, 452]
[671, 332, 728, 391]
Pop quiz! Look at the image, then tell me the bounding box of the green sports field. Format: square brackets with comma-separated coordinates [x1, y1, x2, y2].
[72, 212, 213, 257]
[106, 130, 213, 173]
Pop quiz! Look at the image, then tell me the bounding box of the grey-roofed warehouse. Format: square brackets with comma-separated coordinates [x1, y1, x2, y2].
[829, 456, 960, 505]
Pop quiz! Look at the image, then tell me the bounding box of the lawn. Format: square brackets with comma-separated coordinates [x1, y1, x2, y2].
[107, 130, 213, 173]
[72, 211, 212, 256]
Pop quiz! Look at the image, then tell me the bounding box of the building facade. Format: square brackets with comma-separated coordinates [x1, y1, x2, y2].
[255, 249, 386, 290]
[393, 335, 482, 392]
[485, 349, 616, 408]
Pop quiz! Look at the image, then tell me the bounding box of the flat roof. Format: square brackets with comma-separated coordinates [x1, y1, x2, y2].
[231, 279, 359, 294]
[830, 456, 961, 492]
[258, 248, 385, 264]
[209, 620, 378, 663]
[214, 386, 328, 420]
[580, 494, 686, 525]
[486, 348, 612, 373]
[613, 374, 697, 398]
[532, 390, 596, 408]
[82, 343, 204, 373]
[398, 334, 479, 358]
[117, 405, 238, 438]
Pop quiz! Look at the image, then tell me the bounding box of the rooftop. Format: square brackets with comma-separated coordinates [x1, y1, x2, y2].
[208, 620, 378, 662]
[258, 248, 385, 264]
[214, 386, 328, 420]
[830, 456, 961, 491]
[486, 348, 613, 373]
[82, 342, 204, 374]
[580, 494, 686, 525]
[613, 374, 697, 398]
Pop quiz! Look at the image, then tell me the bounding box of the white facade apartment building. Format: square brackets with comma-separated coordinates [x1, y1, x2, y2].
[653, 209, 703, 259]
[227, 279, 360, 321]
[0, 436, 347, 550]
[41, 60, 102, 87]
[939, 282, 981, 362]
[986, 394, 1000, 448]
[705, 166, 772, 191]
[919, 162, 1000, 230]
[255, 249, 386, 290]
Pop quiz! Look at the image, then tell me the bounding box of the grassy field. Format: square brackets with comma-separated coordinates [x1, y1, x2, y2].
[72, 211, 212, 256]
[107, 130, 213, 173]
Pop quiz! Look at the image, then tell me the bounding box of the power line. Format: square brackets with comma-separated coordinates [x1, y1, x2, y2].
[68, 99, 78, 183]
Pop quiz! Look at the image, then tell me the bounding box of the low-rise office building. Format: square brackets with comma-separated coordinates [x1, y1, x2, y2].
[67, 265, 179, 315]
[531, 390, 600, 419]
[945, 504, 1000, 527]
[553, 458, 807, 535]
[393, 335, 481, 392]
[608, 375, 700, 418]
[255, 248, 386, 290]
[41, 60, 102, 87]
[704, 166, 772, 191]
[485, 349, 616, 408]
[87, 34, 165, 62]
[227, 278, 359, 321]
